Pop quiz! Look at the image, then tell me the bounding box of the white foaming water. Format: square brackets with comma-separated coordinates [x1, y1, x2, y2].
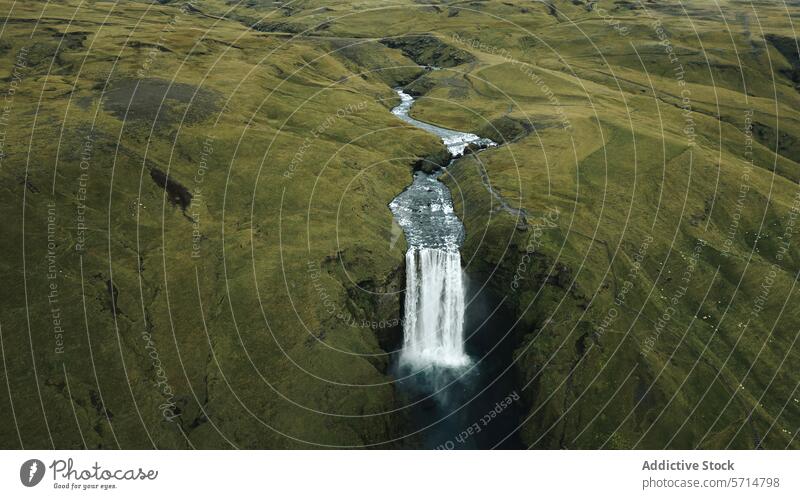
[400, 247, 470, 369]
[391, 89, 496, 157]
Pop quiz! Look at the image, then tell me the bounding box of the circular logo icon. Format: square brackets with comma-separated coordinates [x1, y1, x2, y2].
[20, 459, 45, 487]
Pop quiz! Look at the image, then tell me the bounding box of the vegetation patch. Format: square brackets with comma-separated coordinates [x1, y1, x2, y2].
[103, 78, 220, 128]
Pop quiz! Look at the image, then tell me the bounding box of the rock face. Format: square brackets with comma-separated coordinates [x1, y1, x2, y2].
[766, 34, 800, 89]
[476, 116, 535, 145]
[412, 147, 452, 173]
[380, 35, 474, 68]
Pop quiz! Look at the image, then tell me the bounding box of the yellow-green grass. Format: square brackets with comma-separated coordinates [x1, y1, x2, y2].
[1, 0, 799, 449]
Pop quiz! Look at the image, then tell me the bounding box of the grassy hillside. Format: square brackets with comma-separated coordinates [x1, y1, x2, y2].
[0, 0, 442, 448]
[1, 0, 798, 449]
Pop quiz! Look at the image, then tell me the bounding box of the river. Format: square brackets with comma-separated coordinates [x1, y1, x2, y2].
[388, 88, 521, 449]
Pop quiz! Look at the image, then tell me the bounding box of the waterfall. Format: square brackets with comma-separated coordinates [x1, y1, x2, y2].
[400, 247, 469, 369]
[387, 86, 519, 448]
[389, 88, 497, 371]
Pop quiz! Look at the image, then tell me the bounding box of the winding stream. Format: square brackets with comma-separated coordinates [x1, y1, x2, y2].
[391, 89, 496, 157]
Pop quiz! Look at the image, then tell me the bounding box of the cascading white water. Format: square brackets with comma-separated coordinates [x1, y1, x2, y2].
[400, 247, 469, 369]
[389, 87, 497, 371]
